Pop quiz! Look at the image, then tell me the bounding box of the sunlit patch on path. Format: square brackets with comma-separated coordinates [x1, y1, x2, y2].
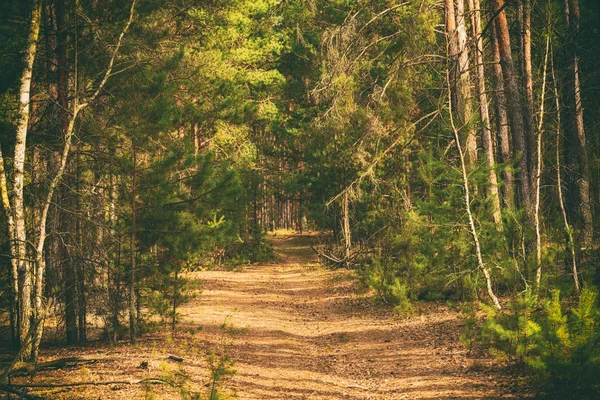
[183, 233, 517, 399]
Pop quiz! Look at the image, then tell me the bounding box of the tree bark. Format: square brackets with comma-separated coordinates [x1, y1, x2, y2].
[455, 0, 477, 166]
[129, 145, 137, 344]
[29, 0, 136, 361]
[12, 0, 43, 360]
[64, 221, 79, 345]
[490, 24, 515, 209]
[446, 0, 477, 166]
[0, 145, 19, 348]
[491, 0, 531, 212]
[534, 35, 550, 288]
[563, 0, 594, 246]
[76, 158, 87, 345]
[341, 191, 351, 262]
[445, 0, 460, 119]
[468, 0, 502, 229]
[552, 56, 580, 292]
[519, 0, 536, 192]
[446, 65, 501, 310]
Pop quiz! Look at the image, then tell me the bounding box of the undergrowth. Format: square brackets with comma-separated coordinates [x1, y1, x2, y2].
[477, 288, 600, 398]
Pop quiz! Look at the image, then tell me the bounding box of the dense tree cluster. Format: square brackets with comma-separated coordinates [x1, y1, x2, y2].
[1, 0, 599, 391]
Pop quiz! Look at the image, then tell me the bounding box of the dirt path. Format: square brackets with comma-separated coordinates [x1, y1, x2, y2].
[5, 234, 520, 399]
[185, 234, 517, 399]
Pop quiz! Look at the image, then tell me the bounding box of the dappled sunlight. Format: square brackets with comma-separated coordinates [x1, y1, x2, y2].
[175, 234, 516, 399]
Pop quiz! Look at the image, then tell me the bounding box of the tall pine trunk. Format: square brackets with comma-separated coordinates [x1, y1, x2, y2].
[129, 146, 137, 344]
[563, 0, 594, 246]
[490, 24, 515, 209]
[445, 0, 477, 166]
[468, 0, 502, 228]
[491, 0, 531, 213]
[552, 56, 581, 292]
[519, 0, 536, 193]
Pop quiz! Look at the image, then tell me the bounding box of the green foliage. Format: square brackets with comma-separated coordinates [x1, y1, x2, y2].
[145, 272, 202, 330]
[206, 351, 237, 400]
[362, 256, 411, 310]
[223, 230, 274, 267]
[480, 290, 542, 364]
[202, 320, 239, 400]
[481, 289, 600, 396]
[459, 304, 479, 353]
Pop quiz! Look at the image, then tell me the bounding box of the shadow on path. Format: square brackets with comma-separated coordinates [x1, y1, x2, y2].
[183, 233, 519, 399]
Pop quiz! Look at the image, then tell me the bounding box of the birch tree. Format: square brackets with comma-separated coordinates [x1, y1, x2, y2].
[0, 0, 43, 359]
[0, 0, 137, 362]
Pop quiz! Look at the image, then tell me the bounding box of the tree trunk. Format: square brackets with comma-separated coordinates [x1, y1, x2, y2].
[64, 232, 79, 345]
[76, 157, 87, 345]
[445, 0, 460, 120]
[490, 24, 515, 209]
[534, 35, 550, 288]
[62, 164, 78, 346]
[563, 0, 594, 246]
[468, 0, 502, 228]
[446, 67, 501, 310]
[129, 146, 137, 344]
[455, 0, 477, 166]
[519, 0, 536, 193]
[341, 191, 351, 262]
[552, 56, 580, 292]
[172, 267, 179, 332]
[0, 146, 19, 349]
[491, 0, 531, 212]
[445, 0, 477, 166]
[13, 0, 43, 360]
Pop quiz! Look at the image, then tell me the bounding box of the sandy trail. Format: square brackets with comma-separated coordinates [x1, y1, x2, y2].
[184, 234, 514, 399]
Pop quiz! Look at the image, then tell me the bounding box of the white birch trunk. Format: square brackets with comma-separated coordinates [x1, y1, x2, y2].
[12, 0, 42, 358]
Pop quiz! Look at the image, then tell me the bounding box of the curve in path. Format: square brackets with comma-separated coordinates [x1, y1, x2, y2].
[185, 234, 514, 399]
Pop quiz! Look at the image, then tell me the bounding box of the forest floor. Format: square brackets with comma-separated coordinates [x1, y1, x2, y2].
[2, 233, 530, 399]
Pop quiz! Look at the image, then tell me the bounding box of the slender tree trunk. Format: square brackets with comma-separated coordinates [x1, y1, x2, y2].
[455, 0, 477, 165]
[519, 0, 536, 192]
[445, 0, 460, 119]
[63, 165, 78, 346]
[64, 224, 79, 345]
[75, 155, 86, 344]
[534, 35, 550, 288]
[172, 267, 179, 332]
[129, 146, 137, 344]
[446, 0, 477, 166]
[0, 146, 19, 348]
[341, 191, 351, 262]
[468, 0, 502, 228]
[563, 0, 594, 246]
[447, 64, 502, 310]
[490, 24, 515, 209]
[491, 0, 531, 212]
[13, 0, 43, 359]
[552, 56, 580, 292]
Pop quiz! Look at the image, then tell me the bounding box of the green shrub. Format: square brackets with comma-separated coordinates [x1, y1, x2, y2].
[363, 257, 412, 309]
[481, 288, 600, 396]
[480, 290, 542, 365]
[459, 303, 479, 353]
[224, 231, 274, 267]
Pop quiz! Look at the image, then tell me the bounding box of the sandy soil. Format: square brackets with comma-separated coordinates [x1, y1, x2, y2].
[2, 233, 525, 399]
[184, 234, 521, 399]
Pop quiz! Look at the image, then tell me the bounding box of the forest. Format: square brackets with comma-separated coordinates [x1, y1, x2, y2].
[0, 0, 599, 398]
